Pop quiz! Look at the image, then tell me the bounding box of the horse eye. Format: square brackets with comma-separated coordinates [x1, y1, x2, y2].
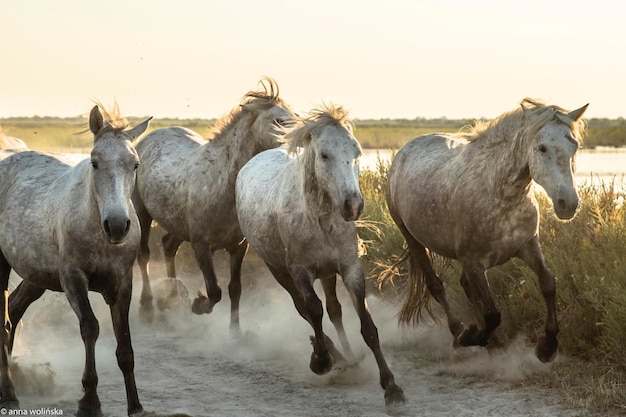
[320, 153, 330, 160]
[91, 160, 99, 169]
[538, 145, 547, 153]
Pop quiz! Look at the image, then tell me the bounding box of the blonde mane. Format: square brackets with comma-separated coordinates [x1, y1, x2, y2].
[462, 98, 587, 148]
[207, 77, 285, 141]
[286, 104, 354, 154]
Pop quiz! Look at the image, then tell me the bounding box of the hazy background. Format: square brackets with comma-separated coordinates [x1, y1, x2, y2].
[1, 0, 624, 120]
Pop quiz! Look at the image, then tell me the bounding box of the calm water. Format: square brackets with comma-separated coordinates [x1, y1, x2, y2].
[362, 148, 626, 188]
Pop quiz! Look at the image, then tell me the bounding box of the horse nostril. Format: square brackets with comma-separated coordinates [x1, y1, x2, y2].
[557, 199, 567, 212]
[125, 219, 131, 234]
[103, 219, 111, 236]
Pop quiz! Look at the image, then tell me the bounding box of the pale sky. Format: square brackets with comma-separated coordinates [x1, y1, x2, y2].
[1, 0, 624, 120]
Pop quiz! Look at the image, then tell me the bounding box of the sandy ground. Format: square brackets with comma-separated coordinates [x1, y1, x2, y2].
[7, 250, 587, 417]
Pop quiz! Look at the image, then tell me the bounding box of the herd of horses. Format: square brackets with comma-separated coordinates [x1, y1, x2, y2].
[0, 77, 588, 416]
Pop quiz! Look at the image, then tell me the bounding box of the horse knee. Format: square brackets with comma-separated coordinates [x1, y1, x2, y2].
[116, 346, 135, 373]
[137, 245, 150, 266]
[79, 316, 100, 342]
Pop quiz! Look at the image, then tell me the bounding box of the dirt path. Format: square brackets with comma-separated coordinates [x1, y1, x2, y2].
[8, 260, 586, 417]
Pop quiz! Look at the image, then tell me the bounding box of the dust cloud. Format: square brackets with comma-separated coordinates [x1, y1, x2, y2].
[6, 250, 583, 416]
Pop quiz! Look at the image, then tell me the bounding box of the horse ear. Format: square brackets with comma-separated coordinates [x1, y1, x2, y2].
[567, 104, 589, 122]
[89, 106, 104, 135]
[128, 117, 153, 139]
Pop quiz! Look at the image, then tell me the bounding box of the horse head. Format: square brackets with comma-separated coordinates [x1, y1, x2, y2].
[239, 77, 296, 152]
[89, 104, 152, 243]
[293, 105, 363, 221]
[527, 103, 588, 220]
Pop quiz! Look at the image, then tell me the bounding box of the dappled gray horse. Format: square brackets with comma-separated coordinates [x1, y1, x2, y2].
[236, 105, 406, 406]
[133, 77, 294, 331]
[0, 104, 151, 416]
[386, 98, 588, 362]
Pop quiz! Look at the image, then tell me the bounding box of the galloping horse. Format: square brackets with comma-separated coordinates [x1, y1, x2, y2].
[386, 98, 588, 362]
[0, 104, 151, 416]
[236, 105, 406, 406]
[133, 77, 294, 331]
[0, 134, 27, 151]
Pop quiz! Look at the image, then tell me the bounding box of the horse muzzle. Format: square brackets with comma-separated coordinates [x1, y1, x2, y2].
[341, 195, 364, 221]
[103, 216, 132, 244]
[553, 190, 580, 220]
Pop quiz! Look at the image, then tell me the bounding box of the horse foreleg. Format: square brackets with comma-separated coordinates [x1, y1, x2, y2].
[516, 236, 559, 363]
[135, 200, 154, 323]
[342, 265, 406, 406]
[321, 275, 354, 361]
[265, 263, 344, 370]
[0, 252, 18, 407]
[108, 273, 143, 416]
[458, 262, 501, 348]
[7, 281, 45, 354]
[226, 240, 248, 335]
[61, 267, 101, 416]
[190, 239, 222, 315]
[290, 264, 333, 375]
[162, 233, 183, 278]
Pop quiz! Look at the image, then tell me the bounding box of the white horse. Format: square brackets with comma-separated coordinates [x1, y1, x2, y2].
[236, 105, 406, 406]
[0, 104, 151, 416]
[133, 77, 295, 331]
[0, 134, 27, 151]
[385, 98, 588, 363]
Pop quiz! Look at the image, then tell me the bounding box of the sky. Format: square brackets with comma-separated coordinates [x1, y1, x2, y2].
[1, 0, 624, 121]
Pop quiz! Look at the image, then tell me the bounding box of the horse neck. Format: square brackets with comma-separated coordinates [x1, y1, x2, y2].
[475, 126, 534, 199]
[207, 115, 267, 173]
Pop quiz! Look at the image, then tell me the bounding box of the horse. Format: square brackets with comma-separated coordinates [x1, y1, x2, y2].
[0, 134, 28, 162]
[0, 104, 152, 416]
[385, 98, 588, 363]
[235, 105, 406, 406]
[0, 134, 27, 151]
[133, 77, 294, 331]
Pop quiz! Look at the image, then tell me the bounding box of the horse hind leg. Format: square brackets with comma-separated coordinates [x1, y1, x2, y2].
[321, 275, 354, 362]
[134, 193, 155, 323]
[398, 222, 464, 339]
[162, 233, 183, 278]
[7, 281, 45, 354]
[457, 263, 501, 348]
[226, 239, 248, 336]
[190, 239, 222, 315]
[0, 251, 18, 407]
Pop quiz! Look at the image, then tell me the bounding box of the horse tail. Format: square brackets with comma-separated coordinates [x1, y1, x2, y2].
[376, 247, 437, 326]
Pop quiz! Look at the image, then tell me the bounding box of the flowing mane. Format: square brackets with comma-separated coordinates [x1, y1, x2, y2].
[462, 98, 587, 148]
[286, 104, 354, 154]
[207, 76, 285, 141]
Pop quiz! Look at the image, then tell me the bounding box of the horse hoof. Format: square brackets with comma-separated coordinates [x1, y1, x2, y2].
[535, 336, 558, 363]
[76, 406, 104, 417]
[457, 324, 478, 347]
[191, 296, 213, 315]
[384, 384, 407, 406]
[310, 351, 333, 375]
